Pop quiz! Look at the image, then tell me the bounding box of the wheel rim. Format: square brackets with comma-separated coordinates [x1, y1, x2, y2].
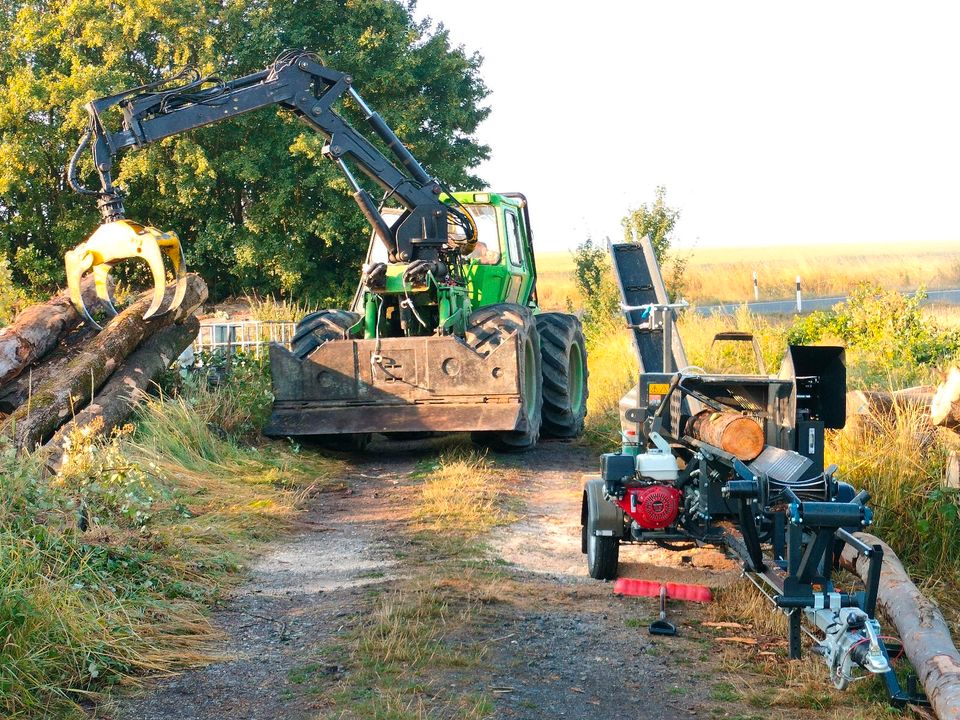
[568, 341, 585, 414]
[524, 336, 538, 425]
[587, 531, 597, 567]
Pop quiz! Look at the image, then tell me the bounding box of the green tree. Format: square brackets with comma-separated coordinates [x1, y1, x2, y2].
[574, 187, 685, 324]
[0, 0, 489, 301]
[621, 185, 679, 265]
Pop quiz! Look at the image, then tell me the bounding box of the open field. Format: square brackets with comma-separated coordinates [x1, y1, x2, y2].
[535, 240, 960, 309]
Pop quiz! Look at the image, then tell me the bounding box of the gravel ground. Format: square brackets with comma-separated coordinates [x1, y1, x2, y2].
[94, 438, 755, 720]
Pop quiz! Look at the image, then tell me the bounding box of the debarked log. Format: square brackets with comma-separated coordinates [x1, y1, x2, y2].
[686, 410, 764, 461]
[841, 533, 960, 719]
[932, 367, 960, 431]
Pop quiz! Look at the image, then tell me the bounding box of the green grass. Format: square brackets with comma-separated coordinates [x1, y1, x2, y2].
[299, 449, 516, 719]
[0, 365, 340, 717]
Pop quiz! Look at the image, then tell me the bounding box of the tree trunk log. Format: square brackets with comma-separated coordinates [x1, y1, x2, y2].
[0, 327, 97, 414]
[932, 368, 960, 430]
[43, 316, 200, 471]
[0, 274, 207, 451]
[687, 410, 764, 461]
[840, 533, 960, 719]
[0, 276, 103, 387]
[847, 388, 935, 416]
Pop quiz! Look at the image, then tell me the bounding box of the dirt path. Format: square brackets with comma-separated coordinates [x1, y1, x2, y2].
[97, 451, 418, 720]
[483, 442, 739, 719]
[97, 438, 751, 720]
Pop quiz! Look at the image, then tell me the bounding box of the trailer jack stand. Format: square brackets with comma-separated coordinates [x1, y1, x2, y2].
[649, 585, 677, 637]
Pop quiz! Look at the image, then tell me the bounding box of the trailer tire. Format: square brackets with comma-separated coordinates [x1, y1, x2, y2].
[291, 309, 360, 360]
[467, 304, 543, 452]
[536, 313, 588, 438]
[586, 521, 620, 581]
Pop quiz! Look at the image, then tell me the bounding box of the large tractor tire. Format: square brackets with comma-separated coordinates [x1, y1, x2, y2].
[289, 309, 370, 452]
[536, 313, 588, 438]
[466, 303, 543, 452]
[291, 309, 360, 360]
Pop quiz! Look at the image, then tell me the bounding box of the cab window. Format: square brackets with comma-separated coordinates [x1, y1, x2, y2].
[504, 210, 523, 267]
[458, 205, 502, 265]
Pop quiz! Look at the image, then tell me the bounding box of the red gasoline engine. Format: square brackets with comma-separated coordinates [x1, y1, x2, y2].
[615, 485, 682, 530]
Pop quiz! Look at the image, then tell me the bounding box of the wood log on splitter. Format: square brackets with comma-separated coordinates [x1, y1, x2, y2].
[686, 410, 764, 461]
[0, 274, 207, 452]
[841, 533, 960, 719]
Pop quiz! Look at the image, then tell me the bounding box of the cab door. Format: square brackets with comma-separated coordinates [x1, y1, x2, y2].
[503, 207, 532, 304]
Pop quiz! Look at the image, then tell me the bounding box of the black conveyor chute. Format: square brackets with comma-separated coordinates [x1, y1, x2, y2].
[609, 238, 688, 374]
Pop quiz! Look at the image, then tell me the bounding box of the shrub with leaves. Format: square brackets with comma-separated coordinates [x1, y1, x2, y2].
[57, 421, 162, 529]
[788, 284, 960, 386]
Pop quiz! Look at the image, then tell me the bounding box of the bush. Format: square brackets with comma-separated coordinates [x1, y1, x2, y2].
[572, 239, 620, 323]
[788, 284, 960, 387]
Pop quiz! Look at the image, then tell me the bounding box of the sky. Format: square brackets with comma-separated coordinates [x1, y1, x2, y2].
[412, 1, 960, 252]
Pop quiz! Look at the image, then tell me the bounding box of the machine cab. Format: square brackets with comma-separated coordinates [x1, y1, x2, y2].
[451, 192, 537, 309]
[354, 191, 537, 312]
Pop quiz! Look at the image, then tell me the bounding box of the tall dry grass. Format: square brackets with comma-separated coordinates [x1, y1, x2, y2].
[0, 367, 340, 717]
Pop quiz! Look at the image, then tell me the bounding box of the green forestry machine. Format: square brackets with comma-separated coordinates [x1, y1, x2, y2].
[64, 50, 587, 451]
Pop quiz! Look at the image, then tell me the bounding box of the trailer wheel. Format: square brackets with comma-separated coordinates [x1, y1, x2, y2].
[586, 522, 620, 580]
[584, 489, 619, 580]
[291, 309, 360, 360]
[536, 313, 588, 438]
[467, 304, 543, 452]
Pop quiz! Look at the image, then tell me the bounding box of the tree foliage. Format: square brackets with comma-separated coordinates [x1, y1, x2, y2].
[621, 185, 679, 265]
[574, 187, 684, 325]
[0, 0, 489, 301]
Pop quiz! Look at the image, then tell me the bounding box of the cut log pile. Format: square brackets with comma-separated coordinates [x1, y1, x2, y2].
[0, 275, 207, 464]
[847, 367, 960, 435]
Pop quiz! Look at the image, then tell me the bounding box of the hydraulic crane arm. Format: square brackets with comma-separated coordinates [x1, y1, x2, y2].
[68, 50, 474, 266]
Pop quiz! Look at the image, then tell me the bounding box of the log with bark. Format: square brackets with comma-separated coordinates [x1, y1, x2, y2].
[847, 387, 936, 417]
[0, 326, 97, 413]
[932, 367, 960, 430]
[841, 533, 960, 719]
[44, 315, 200, 471]
[686, 410, 764, 461]
[0, 274, 207, 451]
[0, 276, 104, 387]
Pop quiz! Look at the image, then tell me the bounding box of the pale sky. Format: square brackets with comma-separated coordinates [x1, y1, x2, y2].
[413, 1, 960, 252]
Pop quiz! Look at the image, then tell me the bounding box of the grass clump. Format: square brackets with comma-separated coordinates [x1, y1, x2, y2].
[312, 448, 513, 719]
[828, 405, 958, 579]
[246, 294, 320, 323]
[415, 449, 519, 537]
[0, 366, 340, 717]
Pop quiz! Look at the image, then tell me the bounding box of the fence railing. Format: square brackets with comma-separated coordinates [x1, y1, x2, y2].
[193, 320, 297, 358]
